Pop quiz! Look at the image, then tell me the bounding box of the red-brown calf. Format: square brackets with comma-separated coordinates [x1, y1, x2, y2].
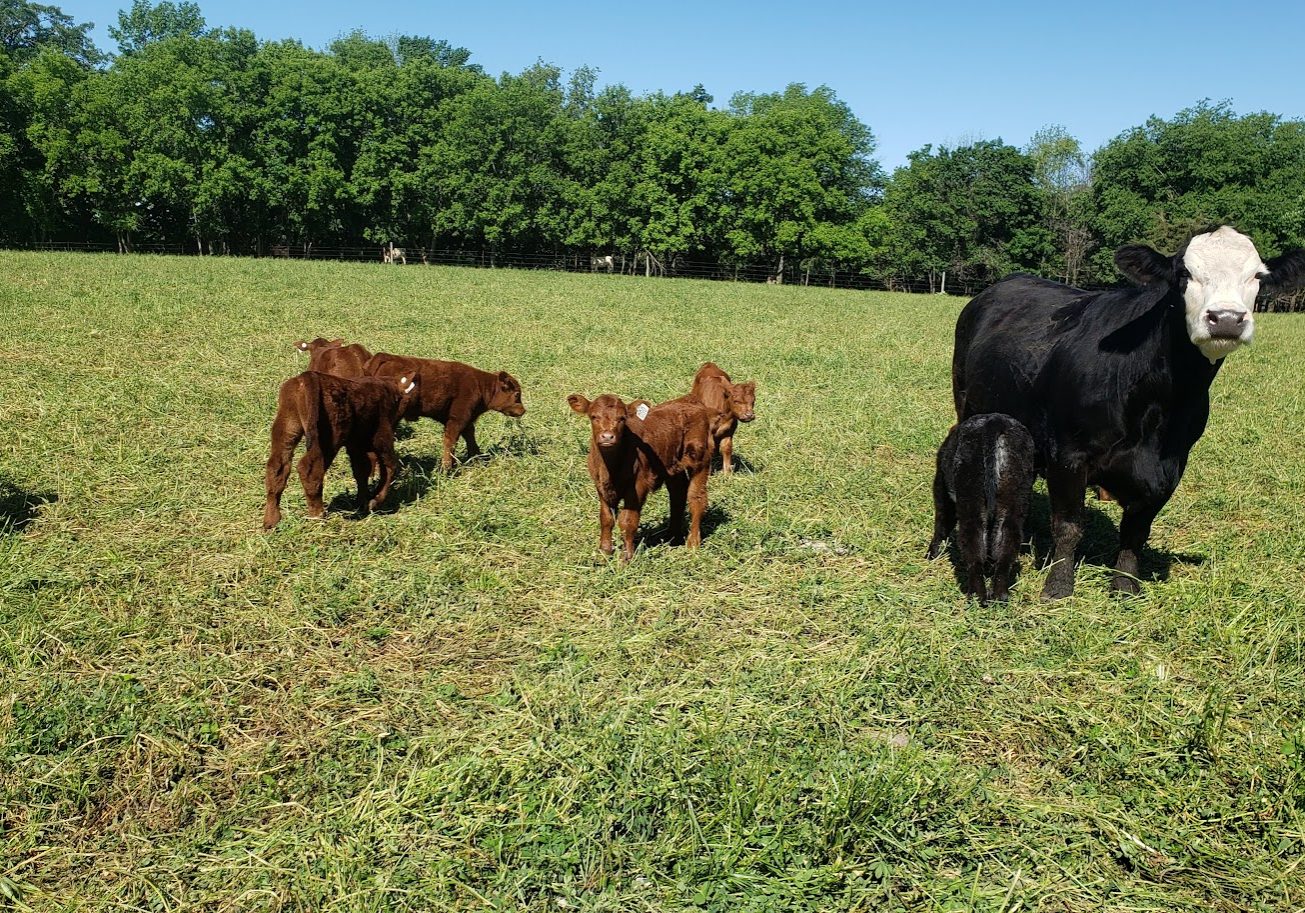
[567, 393, 713, 561]
[685, 362, 756, 474]
[366, 354, 525, 470]
[263, 370, 419, 530]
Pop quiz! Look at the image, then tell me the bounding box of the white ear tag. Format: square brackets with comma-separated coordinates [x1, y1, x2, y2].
[635, 403, 649, 420]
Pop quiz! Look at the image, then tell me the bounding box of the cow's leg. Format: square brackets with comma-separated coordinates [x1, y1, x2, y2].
[685, 468, 708, 550]
[719, 434, 734, 474]
[618, 505, 640, 562]
[927, 464, 955, 559]
[296, 445, 329, 521]
[348, 447, 373, 518]
[1042, 466, 1086, 600]
[461, 422, 481, 461]
[262, 422, 301, 530]
[1112, 499, 1165, 596]
[666, 476, 688, 543]
[598, 501, 616, 556]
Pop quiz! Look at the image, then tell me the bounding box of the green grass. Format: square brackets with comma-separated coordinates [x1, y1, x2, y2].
[2, 252, 1304, 912]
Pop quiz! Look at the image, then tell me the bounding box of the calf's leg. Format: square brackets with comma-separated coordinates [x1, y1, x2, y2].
[989, 507, 1024, 602]
[927, 464, 955, 559]
[719, 434, 734, 474]
[685, 468, 708, 549]
[598, 501, 616, 556]
[348, 447, 373, 518]
[296, 444, 330, 520]
[461, 422, 481, 460]
[369, 447, 399, 511]
[618, 505, 640, 562]
[954, 503, 988, 603]
[441, 413, 472, 471]
[666, 476, 688, 543]
[263, 421, 301, 530]
[1042, 466, 1086, 600]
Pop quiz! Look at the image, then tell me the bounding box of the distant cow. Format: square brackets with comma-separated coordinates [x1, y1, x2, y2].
[365, 354, 526, 470]
[295, 338, 374, 378]
[591, 254, 615, 273]
[680, 362, 756, 474]
[568, 394, 713, 561]
[953, 226, 1305, 598]
[263, 370, 420, 529]
[382, 243, 407, 265]
[928, 414, 1035, 603]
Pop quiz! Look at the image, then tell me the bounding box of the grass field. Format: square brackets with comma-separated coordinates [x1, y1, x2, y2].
[2, 252, 1304, 912]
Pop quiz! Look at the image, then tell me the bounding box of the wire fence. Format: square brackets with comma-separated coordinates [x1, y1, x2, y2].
[9, 240, 1305, 310]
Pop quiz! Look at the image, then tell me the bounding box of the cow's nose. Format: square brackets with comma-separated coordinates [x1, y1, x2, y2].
[597, 432, 617, 445]
[1206, 309, 1249, 339]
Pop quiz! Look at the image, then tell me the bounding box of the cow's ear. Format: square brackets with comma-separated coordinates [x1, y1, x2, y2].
[294, 340, 308, 351]
[626, 399, 651, 419]
[1263, 249, 1305, 291]
[1115, 245, 1174, 285]
[330, 337, 344, 346]
[567, 394, 590, 414]
[498, 370, 514, 390]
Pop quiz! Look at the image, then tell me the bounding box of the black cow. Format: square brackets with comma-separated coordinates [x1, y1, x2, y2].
[952, 226, 1305, 598]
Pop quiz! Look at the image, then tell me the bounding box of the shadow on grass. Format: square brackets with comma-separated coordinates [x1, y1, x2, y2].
[637, 503, 731, 550]
[0, 477, 56, 534]
[1027, 490, 1205, 584]
[713, 451, 764, 475]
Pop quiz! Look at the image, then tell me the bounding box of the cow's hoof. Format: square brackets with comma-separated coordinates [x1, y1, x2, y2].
[1110, 575, 1142, 596]
[1040, 580, 1074, 601]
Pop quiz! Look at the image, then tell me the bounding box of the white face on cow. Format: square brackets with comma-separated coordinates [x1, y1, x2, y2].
[1182, 227, 1264, 362]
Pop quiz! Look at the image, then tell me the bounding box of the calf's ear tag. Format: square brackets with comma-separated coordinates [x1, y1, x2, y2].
[635, 403, 649, 420]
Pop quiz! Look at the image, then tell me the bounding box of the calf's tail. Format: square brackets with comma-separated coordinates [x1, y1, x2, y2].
[301, 372, 323, 453]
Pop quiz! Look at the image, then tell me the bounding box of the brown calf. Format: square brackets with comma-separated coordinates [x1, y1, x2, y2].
[263, 370, 419, 530]
[567, 394, 713, 561]
[684, 362, 756, 474]
[366, 354, 526, 470]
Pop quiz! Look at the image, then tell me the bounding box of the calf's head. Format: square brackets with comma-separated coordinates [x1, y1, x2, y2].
[295, 337, 344, 354]
[568, 393, 637, 451]
[731, 381, 757, 422]
[1116, 226, 1305, 362]
[491, 371, 526, 417]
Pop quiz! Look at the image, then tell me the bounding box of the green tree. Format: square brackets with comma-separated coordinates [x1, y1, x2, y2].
[1026, 124, 1092, 284]
[0, 0, 100, 65]
[883, 140, 1051, 290]
[717, 84, 880, 281]
[108, 0, 205, 56]
[1090, 101, 1305, 277]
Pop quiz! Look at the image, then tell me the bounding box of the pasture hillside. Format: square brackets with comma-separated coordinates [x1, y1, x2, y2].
[2, 253, 1304, 912]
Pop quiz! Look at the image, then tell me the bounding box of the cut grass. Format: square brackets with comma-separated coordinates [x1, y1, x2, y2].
[2, 252, 1304, 911]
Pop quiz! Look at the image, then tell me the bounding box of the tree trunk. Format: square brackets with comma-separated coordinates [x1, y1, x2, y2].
[774, 253, 785, 285]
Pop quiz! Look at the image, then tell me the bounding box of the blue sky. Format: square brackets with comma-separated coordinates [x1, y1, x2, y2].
[62, 0, 1305, 171]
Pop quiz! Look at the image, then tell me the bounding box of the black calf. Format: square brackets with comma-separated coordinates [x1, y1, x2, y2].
[928, 414, 1035, 603]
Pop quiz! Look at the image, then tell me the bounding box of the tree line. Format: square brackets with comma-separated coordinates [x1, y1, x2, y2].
[3, 0, 1305, 294]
